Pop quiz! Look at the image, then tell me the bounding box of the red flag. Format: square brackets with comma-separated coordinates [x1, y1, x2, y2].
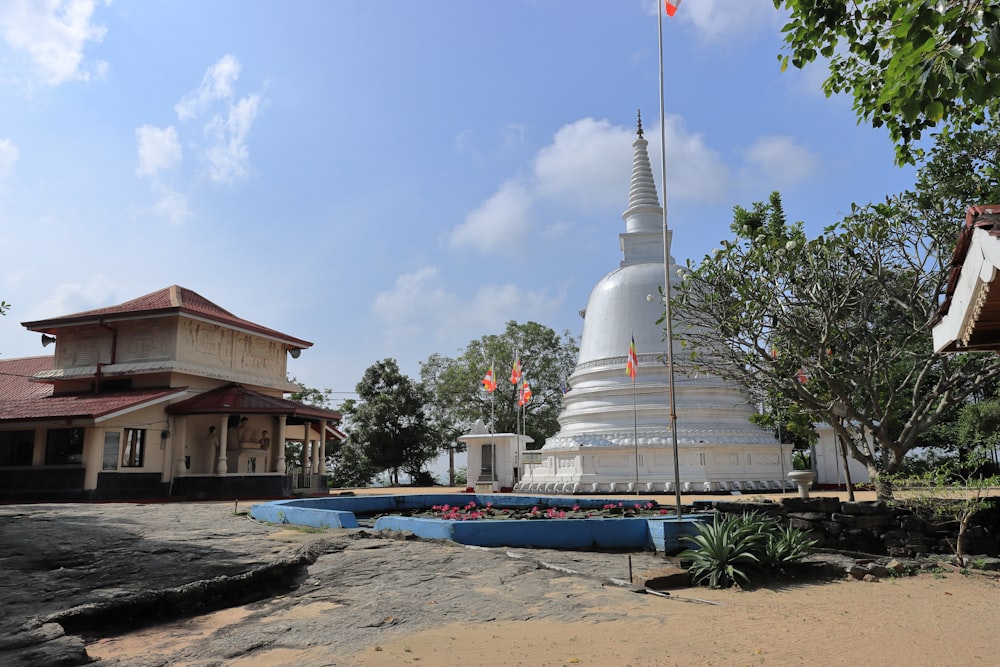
[482, 366, 496, 393]
[665, 0, 681, 17]
[626, 336, 638, 380]
[509, 354, 522, 385]
[518, 379, 533, 406]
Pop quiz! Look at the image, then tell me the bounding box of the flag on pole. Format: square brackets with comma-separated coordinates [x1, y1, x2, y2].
[518, 379, 533, 406]
[482, 366, 496, 393]
[626, 335, 638, 380]
[509, 354, 522, 385]
[665, 0, 681, 17]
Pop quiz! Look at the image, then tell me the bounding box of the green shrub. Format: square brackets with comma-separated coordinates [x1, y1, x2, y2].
[679, 511, 816, 588]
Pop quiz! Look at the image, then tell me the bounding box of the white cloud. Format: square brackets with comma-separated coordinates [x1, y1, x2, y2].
[741, 135, 818, 188]
[450, 179, 533, 253]
[644, 0, 779, 42]
[135, 125, 181, 178]
[173, 55, 263, 184]
[203, 92, 261, 183]
[372, 265, 561, 344]
[452, 115, 730, 256]
[0, 139, 19, 183]
[27, 276, 117, 322]
[175, 54, 241, 121]
[659, 115, 731, 201]
[533, 118, 634, 210]
[151, 186, 191, 226]
[0, 0, 108, 87]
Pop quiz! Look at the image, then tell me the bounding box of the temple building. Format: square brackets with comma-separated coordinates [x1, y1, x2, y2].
[515, 119, 792, 494]
[0, 286, 343, 501]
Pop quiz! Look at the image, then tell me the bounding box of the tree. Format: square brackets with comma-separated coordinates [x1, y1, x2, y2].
[774, 0, 1000, 164]
[674, 191, 1000, 498]
[420, 321, 578, 451]
[341, 358, 436, 486]
[890, 447, 1000, 565]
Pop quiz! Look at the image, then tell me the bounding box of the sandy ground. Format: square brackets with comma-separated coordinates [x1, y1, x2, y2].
[77, 488, 1000, 667]
[354, 573, 1000, 667]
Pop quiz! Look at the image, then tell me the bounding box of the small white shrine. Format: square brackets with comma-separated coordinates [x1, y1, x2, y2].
[460, 419, 533, 492]
[515, 118, 792, 494]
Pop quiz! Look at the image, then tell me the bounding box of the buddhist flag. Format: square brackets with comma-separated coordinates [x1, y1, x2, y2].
[626, 335, 638, 380]
[509, 354, 522, 385]
[482, 366, 496, 393]
[665, 0, 681, 17]
[519, 379, 533, 406]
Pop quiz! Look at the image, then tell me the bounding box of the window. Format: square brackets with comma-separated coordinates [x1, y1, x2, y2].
[45, 428, 84, 465]
[0, 430, 34, 466]
[122, 428, 146, 467]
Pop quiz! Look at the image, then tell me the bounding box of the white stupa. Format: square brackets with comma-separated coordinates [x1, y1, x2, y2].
[516, 116, 792, 495]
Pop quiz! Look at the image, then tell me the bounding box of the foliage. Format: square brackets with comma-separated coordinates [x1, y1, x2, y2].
[679, 511, 816, 589]
[774, 0, 1000, 164]
[453, 465, 468, 486]
[674, 191, 1000, 497]
[761, 523, 818, 573]
[340, 358, 437, 486]
[288, 378, 336, 410]
[889, 449, 1000, 565]
[420, 321, 578, 449]
[328, 438, 378, 488]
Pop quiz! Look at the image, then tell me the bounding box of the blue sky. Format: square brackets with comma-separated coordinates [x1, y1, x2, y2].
[0, 0, 920, 403]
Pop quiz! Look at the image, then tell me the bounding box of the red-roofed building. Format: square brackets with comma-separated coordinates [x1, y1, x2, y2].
[0, 286, 343, 501]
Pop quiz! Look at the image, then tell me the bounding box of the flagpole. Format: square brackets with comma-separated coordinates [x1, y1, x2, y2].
[659, 0, 683, 518]
[632, 370, 639, 496]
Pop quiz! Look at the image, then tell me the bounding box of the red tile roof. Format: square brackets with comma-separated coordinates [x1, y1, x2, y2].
[166, 383, 342, 422]
[0, 356, 53, 400]
[21, 285, 312, 348]
[0, 357, 184, 422]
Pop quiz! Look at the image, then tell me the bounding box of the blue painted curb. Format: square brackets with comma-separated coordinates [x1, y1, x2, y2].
[250, 494, 708, 552]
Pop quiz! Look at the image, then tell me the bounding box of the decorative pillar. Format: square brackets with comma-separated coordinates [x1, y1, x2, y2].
[216, 415, 229, 474]
[313, 421, 323, 475]
[275, 415, 287, 474]
[318, 421, 327, 476]
[173, 415, 187, 477]
[83, 427, 105, 491]
[300, 425, 310, 480]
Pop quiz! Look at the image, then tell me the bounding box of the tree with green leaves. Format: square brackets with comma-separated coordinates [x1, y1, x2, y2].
[341, 358, 436, 486]
[674, 191, 1000, 498]
[420, 321, 578, 451]
[774, 0, 1000, 164]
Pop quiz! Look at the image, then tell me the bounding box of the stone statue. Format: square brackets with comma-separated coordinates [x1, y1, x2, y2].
[236, 417, 256, 449]
[259, 430, 271, 453]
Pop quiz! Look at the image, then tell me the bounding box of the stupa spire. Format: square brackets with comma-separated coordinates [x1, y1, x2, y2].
[622, 109, 662, 233]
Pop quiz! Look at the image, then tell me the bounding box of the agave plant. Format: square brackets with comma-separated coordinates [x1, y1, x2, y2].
[679, 510, 816, 588]
[760, 523, 817, 573]
[678, 513, 768, 589]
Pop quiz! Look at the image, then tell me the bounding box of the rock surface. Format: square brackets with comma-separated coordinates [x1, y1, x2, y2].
[0, 502, 673, 667]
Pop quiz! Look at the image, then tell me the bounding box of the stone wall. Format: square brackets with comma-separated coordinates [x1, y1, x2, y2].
[712, 497, 1000, 558]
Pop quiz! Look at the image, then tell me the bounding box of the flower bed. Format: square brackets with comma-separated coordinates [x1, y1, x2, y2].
[385, 500, 674, 521]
